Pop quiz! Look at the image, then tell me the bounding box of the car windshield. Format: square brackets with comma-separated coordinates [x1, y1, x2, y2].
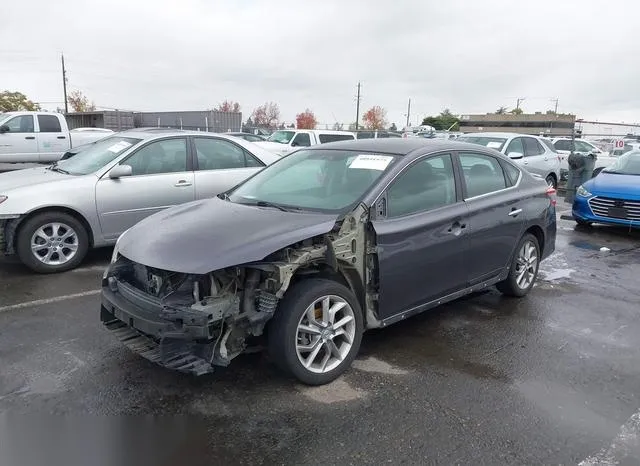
[227, 149, 398, 213]
[603, 151, 640, 175]
[267, 130, 296, 144]
[457, 136, 508, 151]
[55, 136, 142, 175]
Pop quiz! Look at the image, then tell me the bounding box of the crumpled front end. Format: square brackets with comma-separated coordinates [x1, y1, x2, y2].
[101, 256, 280, 375]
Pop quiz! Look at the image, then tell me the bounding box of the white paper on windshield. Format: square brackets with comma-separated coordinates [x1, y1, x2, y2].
[349, 154, 393, 171]
[107, 141, 132, 153]
[486, 141, 503, 149]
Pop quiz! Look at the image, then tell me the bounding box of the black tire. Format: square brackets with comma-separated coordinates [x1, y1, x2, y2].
[496, 233, 540, 298]
[575, 218, 592, 227]
[545, 174, 557, 189]
[16, 211, 89, 274]
[267, 278, 364, 385]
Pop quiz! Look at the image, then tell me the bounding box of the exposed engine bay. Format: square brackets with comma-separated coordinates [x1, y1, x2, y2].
[100, 204, 378, 375]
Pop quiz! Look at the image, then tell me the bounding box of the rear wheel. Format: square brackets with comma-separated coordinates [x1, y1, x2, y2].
[545, 174, 557, 189]
[268, 278, 363, 385]
[16, 211, 89, 274]
[497, 233, 540, 297]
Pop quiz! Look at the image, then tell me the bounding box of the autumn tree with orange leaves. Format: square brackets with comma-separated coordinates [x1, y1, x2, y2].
[295, 109, 317, 129]
[215, 100, 241, 113]
[251, 102, 280, 128]
[362, 106, 387, 130]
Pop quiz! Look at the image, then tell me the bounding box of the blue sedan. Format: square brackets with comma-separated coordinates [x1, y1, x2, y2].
[572, 150, 640, 228]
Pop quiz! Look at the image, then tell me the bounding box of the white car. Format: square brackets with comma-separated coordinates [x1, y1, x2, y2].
[551, 138, 615, 178]
[254, 129, 355, 156]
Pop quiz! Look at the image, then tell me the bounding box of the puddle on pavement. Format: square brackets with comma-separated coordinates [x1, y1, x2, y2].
[570, 240, 602, 251]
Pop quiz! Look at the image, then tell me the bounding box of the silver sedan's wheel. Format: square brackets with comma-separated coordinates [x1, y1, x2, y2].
[268, 278, 364, 385]
[515, 240, 538, 290]
[30, 222, 79, 266]
[295, 295, 356, 374]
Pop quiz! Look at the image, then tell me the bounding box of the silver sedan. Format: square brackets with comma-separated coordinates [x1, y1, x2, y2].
[0, 129, 280, 273]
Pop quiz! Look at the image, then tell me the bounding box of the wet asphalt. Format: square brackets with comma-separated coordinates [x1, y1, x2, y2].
[0, 213, 639, 466]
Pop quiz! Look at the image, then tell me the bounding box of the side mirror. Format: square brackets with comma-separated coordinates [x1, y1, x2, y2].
[0, 125, 9, 134]
[507, 151, 524, 159]
[291, 141, 299, 147]
[109, 164, 133, 179]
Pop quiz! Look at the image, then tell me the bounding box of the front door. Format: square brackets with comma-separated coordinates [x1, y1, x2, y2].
[191, 137, 264, 200]
[372, 153, 468, 320]
[457, 151, 524, 285]
[0, 114, 38, 162]
[95, 137, 195, 240]
[36, 114, 69, 162]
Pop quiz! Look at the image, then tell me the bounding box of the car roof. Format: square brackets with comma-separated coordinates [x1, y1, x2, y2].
[303, 138, 494, 156]
[116, 128, 241, 141]
[460, 132, 522, 138]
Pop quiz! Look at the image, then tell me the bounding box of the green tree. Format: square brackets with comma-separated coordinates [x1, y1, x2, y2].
[421, 108, 460, 131]
[495, 106, 508, 114]
[510, 107, 523, 115]
[0, 91, 40, 112]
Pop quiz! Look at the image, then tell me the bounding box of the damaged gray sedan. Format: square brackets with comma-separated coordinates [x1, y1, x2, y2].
[101, 139, 556, 385]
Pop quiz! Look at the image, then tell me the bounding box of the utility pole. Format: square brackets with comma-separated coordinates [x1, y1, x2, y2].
[516, 97, 525, 111]
[551, 98, 559, 114]
[405, 98, 411, 127]
[355, 82, 361, 131]
[549, 98, 559, 135]
[61, 53, 68, 114]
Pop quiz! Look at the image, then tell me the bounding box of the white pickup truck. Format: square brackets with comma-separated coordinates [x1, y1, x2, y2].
[0, 111, 113, 163]
[254, 129, 356, 156]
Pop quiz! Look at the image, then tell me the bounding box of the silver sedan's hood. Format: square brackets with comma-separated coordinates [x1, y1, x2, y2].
[0, 167, 73, 191]
[117, 197, 340, 274]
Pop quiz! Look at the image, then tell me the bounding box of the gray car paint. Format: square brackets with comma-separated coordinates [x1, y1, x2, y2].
[116, 197, 340, 274]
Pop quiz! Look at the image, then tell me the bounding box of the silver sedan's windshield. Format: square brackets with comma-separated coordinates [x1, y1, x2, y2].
[603, 151, 640, 175]
[228, 149, 398, 213]
[56, 136, 142, 175]
[457, 136, 508, 151]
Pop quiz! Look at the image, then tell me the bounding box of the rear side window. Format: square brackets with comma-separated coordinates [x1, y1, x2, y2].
[319, 134, 355, 143]
[459, 152, 507, 198]
[38, 115, 62, 133]
[540, 138, 558, 153]
[523, 137, 545, 156]
[554, 139, 572, 151]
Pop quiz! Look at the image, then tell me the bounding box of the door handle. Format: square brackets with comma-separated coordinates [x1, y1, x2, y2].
[25, 136, 35, 140]
[174, 180, 192, 187]
[508, 208, 523, 217]
[57, 136, 66, 139]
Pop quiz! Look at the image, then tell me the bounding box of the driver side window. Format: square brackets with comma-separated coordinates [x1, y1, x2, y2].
[386, 154, 456, 218]
[3, 115, 34, 133]
[123, 138, 187, 176]
[505, 138, 524, 156]
[292, 133, 311, 147]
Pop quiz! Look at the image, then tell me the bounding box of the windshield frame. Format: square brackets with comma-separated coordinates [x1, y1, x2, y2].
[602, 150, 640, 176]
[55, 135, 143, 176]
[225, 148, 400, 215]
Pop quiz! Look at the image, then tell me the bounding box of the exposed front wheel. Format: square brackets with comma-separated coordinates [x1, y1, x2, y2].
[16, 211, 89, 273]
[268, 278, 363, 385]
[497, 233, 540, 297]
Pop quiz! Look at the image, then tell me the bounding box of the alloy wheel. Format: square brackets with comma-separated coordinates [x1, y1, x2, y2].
[295, 295, 356, 374]
[30, 222, 79, 266]
[515, 240, 538, 289]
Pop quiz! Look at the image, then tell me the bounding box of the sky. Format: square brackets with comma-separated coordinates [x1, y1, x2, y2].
[2, 0, 640, 127]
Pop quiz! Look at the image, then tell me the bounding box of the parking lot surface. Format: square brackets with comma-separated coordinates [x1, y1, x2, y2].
[1, 214, 639, 465]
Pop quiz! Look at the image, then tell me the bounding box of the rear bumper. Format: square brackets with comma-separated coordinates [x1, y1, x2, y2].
[100, 278, 217, 375]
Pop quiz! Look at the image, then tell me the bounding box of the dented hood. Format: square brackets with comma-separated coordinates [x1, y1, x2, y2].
[117, 197, 339, 274]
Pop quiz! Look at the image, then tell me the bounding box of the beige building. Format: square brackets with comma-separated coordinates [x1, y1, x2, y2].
[459, 112, 576, 137]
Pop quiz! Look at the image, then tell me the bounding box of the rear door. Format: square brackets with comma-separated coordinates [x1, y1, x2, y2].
[0, 114, 37, 162]
[521, 137, 549, 177]
[191, 136, 265, 200]
[457, 151, 525, 285]
[36, 114, 70, 162]
[372, 152, 468, 320]
[95, 137, 195, 240]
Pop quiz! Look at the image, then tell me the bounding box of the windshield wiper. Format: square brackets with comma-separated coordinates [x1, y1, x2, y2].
[47, 162, 70, 174]
[255, 200, 290, 212]
[217, 192, 230, 201]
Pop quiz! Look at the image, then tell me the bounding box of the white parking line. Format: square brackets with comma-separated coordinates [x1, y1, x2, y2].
[0, 290, 101, 314]
[579, 410, 640, 465]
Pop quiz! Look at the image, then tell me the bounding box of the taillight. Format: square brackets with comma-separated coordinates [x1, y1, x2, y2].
[546, 186, 557, 206]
